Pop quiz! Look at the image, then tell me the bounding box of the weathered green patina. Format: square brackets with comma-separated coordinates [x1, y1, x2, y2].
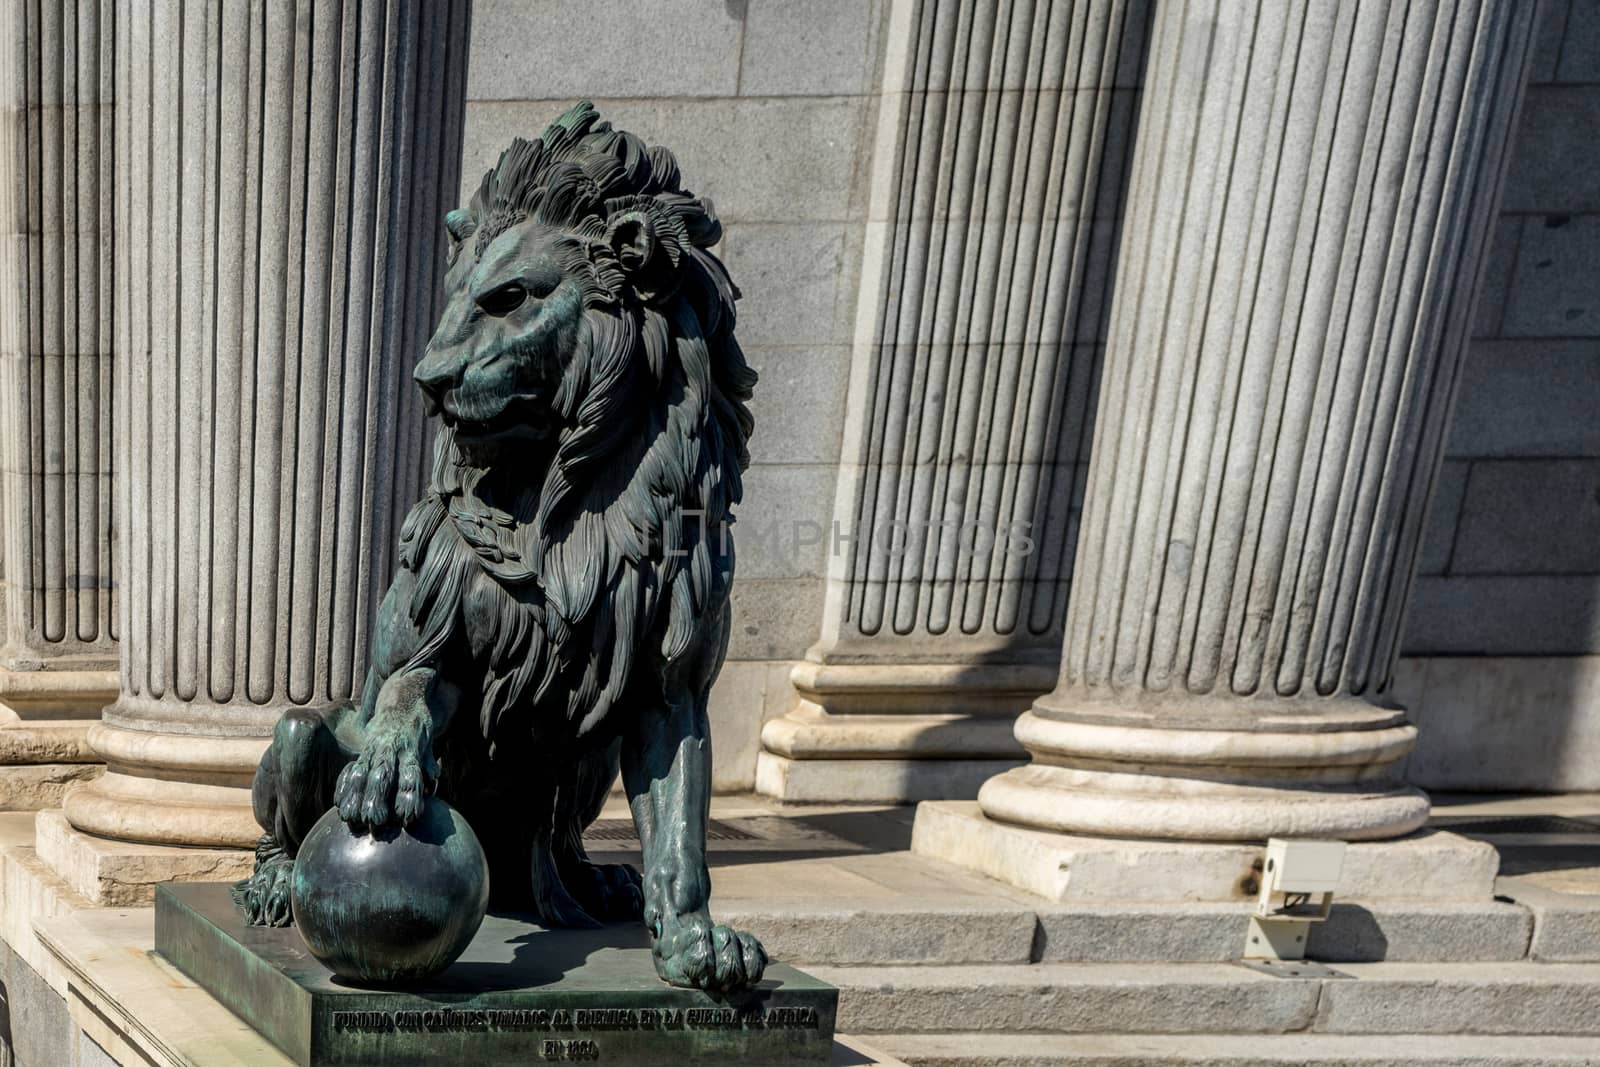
[233, 100, 767, 991]
[291, 799, 490, 983]
[163, 883, 836, 1066]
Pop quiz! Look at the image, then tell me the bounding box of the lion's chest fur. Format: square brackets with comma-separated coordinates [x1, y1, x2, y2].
[395, 494, 569, 737]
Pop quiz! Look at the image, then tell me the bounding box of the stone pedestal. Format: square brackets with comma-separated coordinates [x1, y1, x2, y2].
[157, 883, 838, 1067]
[50, 0, 471, 891]
[758, 0, 1150, 801]
[0, 0, 120, 809]
[932, 0, 1542, 849]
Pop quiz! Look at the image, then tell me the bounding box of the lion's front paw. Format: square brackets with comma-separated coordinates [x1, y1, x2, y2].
[233, 859, 295, 927]
[651, 915, 767, 992]
[333, 713, 435, 830]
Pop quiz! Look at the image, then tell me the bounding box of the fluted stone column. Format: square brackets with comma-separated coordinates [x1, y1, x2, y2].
[0, 0, 119, 810]
[757, 0, 1150, 802]
[974, 0, 1540, 841]
[58, 0, 470, 864]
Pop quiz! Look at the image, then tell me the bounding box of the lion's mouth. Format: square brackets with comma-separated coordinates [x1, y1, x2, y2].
[441, 393, 554, 443]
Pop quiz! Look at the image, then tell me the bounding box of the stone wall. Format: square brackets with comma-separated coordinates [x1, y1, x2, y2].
[458, 0, 888, 788]
[0, 931, 114, 1067]
[1398, 0, 1600, 790]
[462, 0, 1600, 793]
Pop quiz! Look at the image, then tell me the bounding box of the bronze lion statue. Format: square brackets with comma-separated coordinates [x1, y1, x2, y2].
[234, 102, 765, 992]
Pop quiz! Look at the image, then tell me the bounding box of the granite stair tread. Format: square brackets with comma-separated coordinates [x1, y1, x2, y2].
[718, 897, 1536, 965]
[811, 961, 1600, 1036]
[873, 1032, 1600, 1066]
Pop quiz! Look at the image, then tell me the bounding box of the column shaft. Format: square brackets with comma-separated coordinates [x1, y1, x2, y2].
[65, 0, 470, 848]
[759, 0, 1150, 802]
[0, 0, 118, 809]
[979, 0, 1540, 840]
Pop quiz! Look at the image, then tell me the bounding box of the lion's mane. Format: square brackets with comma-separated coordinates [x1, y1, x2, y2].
[395, 102, 756, 747]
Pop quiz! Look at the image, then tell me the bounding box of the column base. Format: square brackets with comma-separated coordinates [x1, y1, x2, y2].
[0, 720, 105, 812]
[35, 810, 253, 907]
[0, 664, 118, 719]
[979, 762, 1431, 842]
[0, 666, 117, 811]
[62, 770, 259, 850]
[754, 659, 1041, 802]
[911, 801, 1496, 903]
[756, 750, 1024, 804]
[981, 702, 1430, 842]
[61, 722, 265, 848]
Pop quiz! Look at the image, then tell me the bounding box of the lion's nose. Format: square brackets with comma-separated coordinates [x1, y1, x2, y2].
[413, 355, 456, 416]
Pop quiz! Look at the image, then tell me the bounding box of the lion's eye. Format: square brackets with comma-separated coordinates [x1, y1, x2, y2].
[478, 282, 527, 317]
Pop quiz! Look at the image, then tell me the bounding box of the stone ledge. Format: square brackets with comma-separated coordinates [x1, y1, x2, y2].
[1497, 875, 1600, 962]
[817, 960, 1600, 1036]
[1320, 962, 1600, 1035]
[756, 752, 1022, 803]
[716, 900, 1040, 965]
[1036, 900, 1533, 963]
[911, 801, 1500, 902]
[0, 667, 118, 719]
[35, 810, 253, 907]
[715, 896, 1535, 966]
[770, 659, 1049, 762]
[36, 907, 288, 1067]
[874, 1032, 1600, 1066]
[0, 719, 98, 763]
[0, 762, 101, 810]
[0, 838, 93, 994]
[817, 961, 1322, 1035]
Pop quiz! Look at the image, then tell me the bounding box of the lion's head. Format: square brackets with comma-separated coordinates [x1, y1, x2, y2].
[400, 102, 756, 740]
[415, 100, 752, 459]
[413, 217, 584, 449]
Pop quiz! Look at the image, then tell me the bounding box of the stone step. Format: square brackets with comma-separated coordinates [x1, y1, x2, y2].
[873, 1032, 1600, 1066]
[1497, 876, 1600, 962]
[716, 899, 1534, 966]
[1045, 901, 1534, 965]
[718, 901, 1038, 965]
[810, 961, 1600, 1037]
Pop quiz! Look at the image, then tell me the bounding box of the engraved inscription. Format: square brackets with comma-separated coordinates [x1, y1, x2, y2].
[542, 1038, 601, 1061]
[330, 1005, 820, 1037]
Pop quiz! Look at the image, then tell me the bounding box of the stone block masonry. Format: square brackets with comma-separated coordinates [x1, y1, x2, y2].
[1402, 0, 1600, 791]
[453, 0, 1600, 797]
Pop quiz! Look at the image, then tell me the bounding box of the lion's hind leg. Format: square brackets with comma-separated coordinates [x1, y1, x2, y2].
[537, 741, 644, 925]
[235, 702, 356, 927]
[553, 838, 644, 924]
[531, 832, 605, 929]
[563, 740, 643, 922]
[233, 835, 296, 927]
